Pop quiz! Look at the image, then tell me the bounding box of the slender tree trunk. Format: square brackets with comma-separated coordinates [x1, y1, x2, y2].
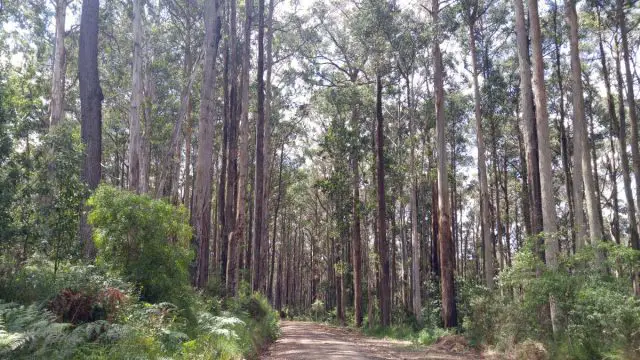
[614, 40, 640, 250]
[375, 72, 391, 327]
[400, 203, 409, 311]
[503, 155, 512, 267]
[157, 52, 200, 199]
[468, 16, 494, 289]
[552, 1, 574, 246]
[351, 97, 363, 326]
[268, 143, 284, 299]
[598, 8, 619, 243]
[566, 0, 603, 247]
[618, 0, 640, 241]
[433, 0, 456, 328]
[366, 212, 376, 328]
[391, 202, 398, 306]
[50, 0, 66, 129]
[222, 0, 240, 284]
[517, 124, 532, 238]
[227, 0, 252, 296]
[141, 59, 152, 194]
[513, 0, 543, 251]
[492, 125, 503, 270]
[261, 0, 275, 294]
[191, 0, 222, 288]
[529, 0, 560, 334]
[128, 0, 144, 193]
[78, 0, 103, 259]
[431, 181, 440, 278]
[252, 0, 266, 292]
[406, 74, 422, 322]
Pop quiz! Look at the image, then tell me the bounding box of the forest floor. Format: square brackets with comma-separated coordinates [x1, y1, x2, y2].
[261, 321, 483, 359]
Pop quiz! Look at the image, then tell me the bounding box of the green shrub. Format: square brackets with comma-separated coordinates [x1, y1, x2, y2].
[463, 241, 640, 359]
[88, 185, 193, 306]
[0, 256, 133, 306]
[417, 327, 455, 346]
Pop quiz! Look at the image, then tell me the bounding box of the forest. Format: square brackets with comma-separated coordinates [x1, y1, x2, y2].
[0, 0, 639, 358]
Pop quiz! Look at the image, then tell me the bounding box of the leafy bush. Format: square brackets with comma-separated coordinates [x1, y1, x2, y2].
[463, 241, 640, 359]
[88, 185, 193, 305]
[417, 327, 455, 346]
[0, 255, 133, 306]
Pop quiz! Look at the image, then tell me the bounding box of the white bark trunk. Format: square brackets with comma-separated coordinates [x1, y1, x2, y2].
[50, 0, 66, 129]
[566, 0, 603, 247]
[128, 0, 144, 193]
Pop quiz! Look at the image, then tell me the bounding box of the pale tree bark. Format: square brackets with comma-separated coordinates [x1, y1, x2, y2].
[566, 0, 604, 248]
[156, 52, 201, 199]
[180, 0, 196, 207]
[191, 0, 222, 289]
[78, 0, 103, 259]
[227, 0, 252, 297]
[128, 0, 144, 193]
[261, 0, 275, 294]
[268, 142, 284, 299]
[252, 0, 266, 292]
[513, 0, 543, 250]
[49, 0, 67, 129]
[466, 3, 493, 289]
[614, 39, 640, 250]
[433, 0, 457, 328]
[618, 0, 640, 246]
[141, 60, 153, 194]
[528, 0, 560, 334]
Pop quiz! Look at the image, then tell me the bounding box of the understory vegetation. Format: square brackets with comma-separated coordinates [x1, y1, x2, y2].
[0, 187, 279, 359]
[296, 242, 640, 359]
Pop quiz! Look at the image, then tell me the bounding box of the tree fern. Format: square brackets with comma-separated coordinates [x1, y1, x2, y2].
[197, 311, 244, 340]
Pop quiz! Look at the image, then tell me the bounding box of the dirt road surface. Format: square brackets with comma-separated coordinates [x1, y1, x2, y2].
[261, 321, 481, 359]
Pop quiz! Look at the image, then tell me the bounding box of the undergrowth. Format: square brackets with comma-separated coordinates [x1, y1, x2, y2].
[0, 187, 279, 359]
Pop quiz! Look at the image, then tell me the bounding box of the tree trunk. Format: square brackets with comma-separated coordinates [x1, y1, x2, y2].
[157, 53, 200, 199]
[468, 14, 494, 289]
[50, 0, 66, 129]
[375, 72, 391, 327]
[261, 0, 275, 294]
[228, 0, 252, 296]
[351, 99, 363, 326]
[513, 0, 543, 257]
[78, 0, 103, 260]
[406, 74, 422, 322]
[431, 181, 440, 278]
[566, 0, 603, 248]
[128, 0, 144, 193]
[598, 8, 620, 244]
[614, 40, 640, 250]
[252, 0, 266, 292]
[618, 0, 640, 243]
[391, 202, 398, 307]
[552, 0, 574, 247]
[529, 0, 560, 334]
[141, 59, 152, 194]
[191, 0, 222, 289]
[268, 142, 284, 299]
[222, 0, 240, 284]
[433, 0, 457, 328]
